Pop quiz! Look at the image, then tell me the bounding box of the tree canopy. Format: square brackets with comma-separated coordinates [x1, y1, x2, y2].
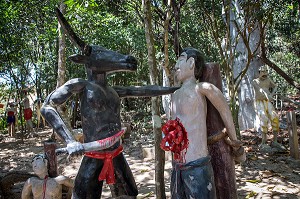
[0, 0, 299, 129]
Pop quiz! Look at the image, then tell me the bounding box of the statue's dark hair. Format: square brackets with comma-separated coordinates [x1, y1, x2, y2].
[181, 47, 205, 80]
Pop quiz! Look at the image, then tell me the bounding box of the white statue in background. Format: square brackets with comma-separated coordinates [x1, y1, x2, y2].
[252, 66, 285, 151]
[22, 90, 34, 135]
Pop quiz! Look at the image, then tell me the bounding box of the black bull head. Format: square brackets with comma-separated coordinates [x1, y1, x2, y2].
[56, 7, 137, 73]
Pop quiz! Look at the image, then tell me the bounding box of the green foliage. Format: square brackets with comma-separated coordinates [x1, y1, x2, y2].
[0, 0, 299, 133]
[62, 1, 148, 86]
[267, 0, 300, 95]
[0, 0, 58, 99]
[179, 0, 221, 62]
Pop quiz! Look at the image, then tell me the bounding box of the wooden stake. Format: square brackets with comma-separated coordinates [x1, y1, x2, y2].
[287, 111, 299, 159]
[202, 63, 237, 199]
[44, 141, 58, 177]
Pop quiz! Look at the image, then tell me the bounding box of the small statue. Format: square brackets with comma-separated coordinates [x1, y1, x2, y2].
[21, 154, 74, 199]
[35, 98, 46, 130]
[252, 66, 285, 151]
[22, 90, 34, 135]
[163, 47, 245, 199]
[6, 102, 16, 137]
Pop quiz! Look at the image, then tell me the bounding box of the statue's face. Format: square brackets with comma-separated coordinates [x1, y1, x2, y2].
[69, 45, 138, 74]
[32, 155, 48, 175]
[175, 52, 194, 82]
[259, 69, 268, 79]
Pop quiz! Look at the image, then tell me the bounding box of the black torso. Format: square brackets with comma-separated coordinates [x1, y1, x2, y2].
[80, 82, 121, 142]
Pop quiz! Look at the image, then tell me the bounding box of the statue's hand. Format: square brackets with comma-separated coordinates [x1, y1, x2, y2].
[268, 94, 274, 102]
[66, 141, 84, 156]
[225, 139, 246, 163]
[232, 145, 246, 163]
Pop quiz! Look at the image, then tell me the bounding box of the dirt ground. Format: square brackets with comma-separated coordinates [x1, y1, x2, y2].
[0, 126, 300, 199]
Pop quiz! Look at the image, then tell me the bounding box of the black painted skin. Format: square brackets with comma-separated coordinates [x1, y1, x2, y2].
[41, 45, 179, 198]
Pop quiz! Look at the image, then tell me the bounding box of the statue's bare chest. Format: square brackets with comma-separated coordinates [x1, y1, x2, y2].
[31, 178, 62, 198]
[255, 79, 271, 90]
[172, 87, 204, 116]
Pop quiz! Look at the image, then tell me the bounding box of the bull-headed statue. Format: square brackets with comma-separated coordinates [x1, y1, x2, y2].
[41, 8, 178, 199]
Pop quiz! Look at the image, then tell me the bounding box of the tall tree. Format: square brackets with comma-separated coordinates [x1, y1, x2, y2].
[142, 0, 166, 198]
[193, 0, 264, 131]
[225, 0, 264, 130]
[56, 3, 67, 89]
[162, 0, 172, 119]
[56, 3, 71, 130]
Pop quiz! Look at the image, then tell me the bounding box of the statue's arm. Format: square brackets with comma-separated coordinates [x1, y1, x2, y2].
[21, 179, 32, 199]
[269, 78, 277, 96]
[198, 82, 246, 162]
[252, 79, 261, 91]
[113, 85, 180, 98]
[197, 82, 237, 141]
[56, 175, 74, 188]
[41, 78, 87, 144]
[252, 79, 269, 100]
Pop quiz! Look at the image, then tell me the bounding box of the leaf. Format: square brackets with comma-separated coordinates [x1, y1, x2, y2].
[137, 191, 154, 199]
[245, 179, 262, 183]
[245, 191, 258, 198]
[140, 169, 149, 173]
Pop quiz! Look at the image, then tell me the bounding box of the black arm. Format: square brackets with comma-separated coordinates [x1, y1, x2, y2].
[113, 85, 180, 98]
[41, 78, 88, 143]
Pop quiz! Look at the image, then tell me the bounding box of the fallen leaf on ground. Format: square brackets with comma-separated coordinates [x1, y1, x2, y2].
[245, 179, 262, 183]
[245, 191, 258, 198]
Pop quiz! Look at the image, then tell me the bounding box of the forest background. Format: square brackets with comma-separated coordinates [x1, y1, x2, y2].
[0, 0, 299, 198]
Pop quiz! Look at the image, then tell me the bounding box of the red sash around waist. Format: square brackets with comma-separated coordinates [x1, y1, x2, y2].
[85, 145, 123, 184]
[7, 111, 14, 116]
[24, 108, 32, 120]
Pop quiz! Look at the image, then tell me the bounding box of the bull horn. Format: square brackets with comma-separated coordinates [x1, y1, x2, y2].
[55, 7, 91, 55]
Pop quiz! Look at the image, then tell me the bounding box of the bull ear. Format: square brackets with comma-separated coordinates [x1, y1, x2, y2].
[69, 54, 89, 64]
[56, 7, 91, 55]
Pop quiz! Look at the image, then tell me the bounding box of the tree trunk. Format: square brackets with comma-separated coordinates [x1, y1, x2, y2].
[142, 0, 166, 198]
[57, 3, 66, 89]
[229, 0, 262, 130]
[162, 0, 172, 119]
[203, 63, 237, 199]
[56, 3, 71, 130]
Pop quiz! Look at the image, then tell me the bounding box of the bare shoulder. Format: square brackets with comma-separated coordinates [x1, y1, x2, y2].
[29, 176, 40, 181]
[66, 78, 88, 85]
[26, 176, 40, 184]
[252, 78, 259, 83]
[55, 175, 70, 181]
[196, 82, 217, 92]
[55, 175, 74, 186]
[58, 78, 89, 93]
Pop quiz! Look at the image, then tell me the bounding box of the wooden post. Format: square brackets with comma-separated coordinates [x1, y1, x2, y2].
[287, 111, 299, 159]
[275, 94, 278, 109]
[44, 141, 58, 177]
[201, 63, 237, 199]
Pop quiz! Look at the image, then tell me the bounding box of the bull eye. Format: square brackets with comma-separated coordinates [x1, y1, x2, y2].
[94, 49, 102, 54]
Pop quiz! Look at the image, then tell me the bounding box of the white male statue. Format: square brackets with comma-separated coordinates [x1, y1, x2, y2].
[163, 47, 246, 199]
[22, 154, 74, 199]
[22, 90, 34, 134]
[252, 66, 285, 151]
